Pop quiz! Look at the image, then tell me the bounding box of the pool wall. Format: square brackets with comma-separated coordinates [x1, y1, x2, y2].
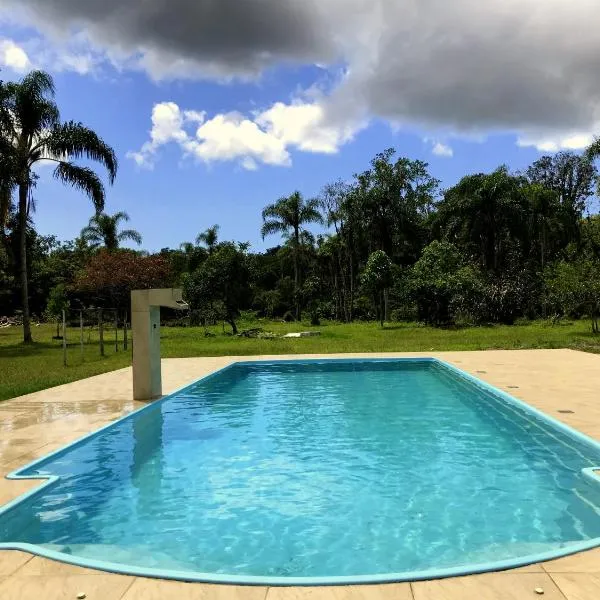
[1, 357, 600, 586]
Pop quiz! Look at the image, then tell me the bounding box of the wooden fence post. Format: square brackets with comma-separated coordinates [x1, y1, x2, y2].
[62, 309, 67, 367]
[99, 308, 104, 356]
[80, 310, 84, 362]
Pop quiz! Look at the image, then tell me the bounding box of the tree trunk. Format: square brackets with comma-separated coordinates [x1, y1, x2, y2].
[379, 291, 384, 328]
[227, 316, 238, 335]
[123, 311, 128, 350]
[541, 222, 547, 318]
[99, 309, 105, 356]
[333, 265, 340, 321]
[349, 251, 354, 322]
[293, 227, 301, 321]
[384, 288, 390, 322]
[18, 183, 32, 344]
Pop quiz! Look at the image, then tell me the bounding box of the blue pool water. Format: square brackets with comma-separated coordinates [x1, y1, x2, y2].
[1, 359, 600, 583]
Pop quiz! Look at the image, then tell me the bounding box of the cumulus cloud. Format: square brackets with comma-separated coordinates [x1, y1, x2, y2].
[0, 38, 31, 72]
[431, 142, 453, 158]
[5, 0, 600, 147]
[517, 131, 596, 153]
[127, 100, 360, 169]
[0, 34, 104, 75]
[3, 0, 347, 79]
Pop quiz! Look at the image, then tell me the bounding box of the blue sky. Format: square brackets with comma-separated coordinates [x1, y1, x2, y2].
[1, 1, 598, 251]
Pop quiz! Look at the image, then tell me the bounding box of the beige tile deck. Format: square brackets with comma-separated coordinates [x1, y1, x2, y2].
[122, 580, 268, 600]
[0, 573, 135, 600]
[1, 349, 600, 599]
[266, 584, 413, 600]
[548, 574, 600, 600]
[411, 572, 565, 599]
[0, 550, 32, 577]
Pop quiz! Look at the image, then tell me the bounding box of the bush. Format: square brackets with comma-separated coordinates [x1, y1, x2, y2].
[545, 258, 600, 333]
[410, 241, 485, 326]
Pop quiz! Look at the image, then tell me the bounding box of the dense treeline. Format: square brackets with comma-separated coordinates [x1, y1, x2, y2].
[2, 70, 600, 341]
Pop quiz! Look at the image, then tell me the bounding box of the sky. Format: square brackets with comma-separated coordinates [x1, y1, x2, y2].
[1, 0, 599, 252]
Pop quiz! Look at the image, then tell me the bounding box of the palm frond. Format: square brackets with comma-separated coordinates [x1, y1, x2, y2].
[80, 224, 103, 248]
[117, 229, 143, 246]
[0, 182, 14, 230]
[196, 224, 219, 247]
[53, 162, 105, 212]
[299, 196, 324, 225]
[19, 70, 55, 97]
[45, 121, 118, 183]
[113, 211, 130, 224]
[261, 199, 289, 221]
[8, 71, 59, 133]
[261, 219, 288, 239]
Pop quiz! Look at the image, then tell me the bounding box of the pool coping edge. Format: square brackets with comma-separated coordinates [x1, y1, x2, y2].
[1, 356, 600, 586]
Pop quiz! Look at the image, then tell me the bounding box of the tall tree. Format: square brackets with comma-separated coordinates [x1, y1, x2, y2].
[196, 224, 220, 254]
[435, 167, 526, 272]
[526, 151, 596, 241]
[74, 249, 173, 311]
[360, 250, 393, 326]
[522, 183, 561, 271]
[0, 77, 15, 233]
[81, 211, 142, 250]
[354, 149, 439, 263]
[261, 191, 323, 320]
[0, 70, 117, 343]
[183, 242, 249, 334]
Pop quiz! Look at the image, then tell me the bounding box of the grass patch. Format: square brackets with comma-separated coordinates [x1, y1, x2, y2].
[1, 318, 599, 402]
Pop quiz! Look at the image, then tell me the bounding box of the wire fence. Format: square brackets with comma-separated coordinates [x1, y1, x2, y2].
[55, 308, 131, 366]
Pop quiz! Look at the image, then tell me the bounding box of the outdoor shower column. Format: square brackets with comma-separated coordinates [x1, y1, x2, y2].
[131, 288, 188, 400]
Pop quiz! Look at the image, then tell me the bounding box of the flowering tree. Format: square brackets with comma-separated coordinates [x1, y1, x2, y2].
[74, 250, 173, 311]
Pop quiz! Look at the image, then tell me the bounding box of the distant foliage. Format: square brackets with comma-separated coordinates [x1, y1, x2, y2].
[410, 241, 483, 326]
[183, 243, 249, 334]
[545, 259, 600, 333]
[2, 78, 600, 339]
[360, 250, 393, 326]
[73, 250, 173, 309]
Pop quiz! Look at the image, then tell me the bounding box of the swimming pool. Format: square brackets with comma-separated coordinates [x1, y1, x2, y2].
[1, 358, 600, 585]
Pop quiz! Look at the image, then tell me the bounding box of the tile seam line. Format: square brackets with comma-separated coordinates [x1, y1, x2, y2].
[1, 552, 34, 580]
[116, 575, 138, 599]
[546, 571, 574, 600]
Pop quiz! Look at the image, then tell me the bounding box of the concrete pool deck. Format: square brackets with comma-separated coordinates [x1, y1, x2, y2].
[1, 349, 600, 599]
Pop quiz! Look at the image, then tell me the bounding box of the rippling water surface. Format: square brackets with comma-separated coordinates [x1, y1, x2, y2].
[2, 359, 600, 580]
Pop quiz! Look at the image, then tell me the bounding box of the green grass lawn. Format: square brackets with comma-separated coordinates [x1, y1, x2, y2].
[1, 317, 599, 402]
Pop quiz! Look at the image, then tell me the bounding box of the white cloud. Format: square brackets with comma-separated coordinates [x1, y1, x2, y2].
[0, 39, 31, 72]
[7, 0, 600, 148]
[0, 34, 106, 76]
[256, 102, 358, 153]
[190, 112, 290, 166]
[517, 131, 596, 153]
[54, 51, 97, 75]
[128, 99, 361, 170]
[431, 142, 453, 158]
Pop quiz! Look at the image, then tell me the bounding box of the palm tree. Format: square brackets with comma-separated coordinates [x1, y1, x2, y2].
[0, 70, 117, 343]
[435, 167, 524, 272]
[81, 211, 142, 250]
[196, 224, 220, 254]
[261, 191, 323, 320]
